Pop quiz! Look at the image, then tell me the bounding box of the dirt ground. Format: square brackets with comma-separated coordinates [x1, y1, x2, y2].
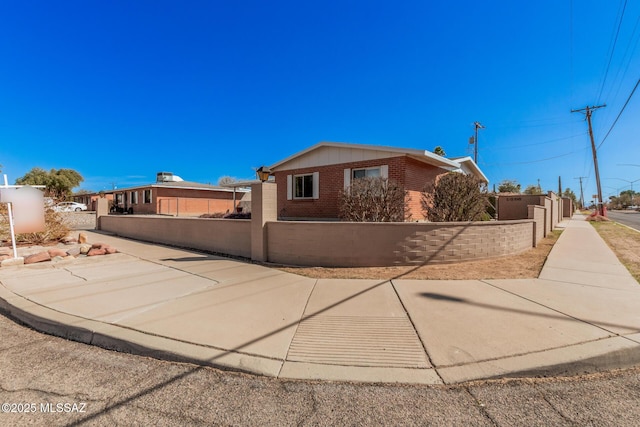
[590, 221, 640, 282]
[274, 230, 562, 281]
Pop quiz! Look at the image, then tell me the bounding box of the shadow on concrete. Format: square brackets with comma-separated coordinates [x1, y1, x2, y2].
[418, 290, 640, 333]
[63, 223, 478, 425]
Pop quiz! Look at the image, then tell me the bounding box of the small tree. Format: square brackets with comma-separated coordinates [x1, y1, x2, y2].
[340, 177, 410, 222]
[497, 179, 521, 193]
[217, 176, 238, 186]
[523, 184, 543, 195]
[433, 146, 446, 156]
[562, 187, 579, 207]
[16, 167, 83, 200]
[421, 173, 488, 221]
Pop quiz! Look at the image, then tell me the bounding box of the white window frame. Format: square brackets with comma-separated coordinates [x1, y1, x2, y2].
[287, 172, 319, 200]
[129, 191, 138, 205]
[344, 165, 388, 189]
[352, 166, 382, 180]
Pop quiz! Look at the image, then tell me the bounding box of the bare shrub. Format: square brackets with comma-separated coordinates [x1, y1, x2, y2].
[340, 177, 410, 222]
[421, 173, 489, 221]
[0, 205, 69, 245]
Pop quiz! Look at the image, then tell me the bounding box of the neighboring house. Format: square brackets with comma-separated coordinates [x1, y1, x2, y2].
[76, 172, 249, 216]
[73, 192, 114, 211]
[269, 142, 488, 220]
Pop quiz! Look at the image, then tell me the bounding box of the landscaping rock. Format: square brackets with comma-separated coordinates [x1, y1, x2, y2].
[24, 251, 52, 265]
[89, 242, 117, 255]
[1, 257, 24, 267]
[48, 248, 69, 258]
[79, 244, 92, 255]
[78, 232, 88, 244]
[62, 237, 78, 245]
[0, 247, 11, 256]
[87, 248, 107, 256]
[66, 247, 81, 257]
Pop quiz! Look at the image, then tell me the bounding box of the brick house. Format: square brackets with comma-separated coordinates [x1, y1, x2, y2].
[77, 172, 249, 216]
[269, 142, 488, 220]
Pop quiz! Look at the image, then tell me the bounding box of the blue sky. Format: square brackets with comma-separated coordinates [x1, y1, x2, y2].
[1, 1, 639, 202]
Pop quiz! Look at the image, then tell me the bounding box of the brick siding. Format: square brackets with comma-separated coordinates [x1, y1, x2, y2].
[273, 156, 446, 220]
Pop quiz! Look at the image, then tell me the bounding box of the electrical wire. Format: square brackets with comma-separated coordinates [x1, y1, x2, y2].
[597, 76, 640, 149]
[481, 132, 588, 152]
[597, 0, 628, 104]
[481, 146, 590, 166]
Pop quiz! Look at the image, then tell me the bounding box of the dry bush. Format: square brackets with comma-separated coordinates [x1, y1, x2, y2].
[421, 172, 489, 221]
[0, 205, 69, 245]
[199, 212, 226, 218]
[340, 177, 410, 222]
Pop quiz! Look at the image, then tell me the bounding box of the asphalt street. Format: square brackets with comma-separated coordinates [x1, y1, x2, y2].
[607, 210, 640, 231]
[2, 313, 640, 426]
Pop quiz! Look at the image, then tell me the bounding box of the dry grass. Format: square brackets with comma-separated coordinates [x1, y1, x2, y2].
[590, 221, 640, 283]
[273, 230, 562, 281]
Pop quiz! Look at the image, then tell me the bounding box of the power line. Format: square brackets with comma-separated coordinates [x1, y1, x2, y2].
[481, 146, 589, 166]
[597, 0, 628, 103]
[597, 76, 640, 149]
[481, 132, 588, 152]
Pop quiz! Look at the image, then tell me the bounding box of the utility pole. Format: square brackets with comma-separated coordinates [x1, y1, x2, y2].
[571, 105, 606, 216]
[473, 121, 485, 164]
[558, 176, 562, 196]
[574, 176, 587, 209]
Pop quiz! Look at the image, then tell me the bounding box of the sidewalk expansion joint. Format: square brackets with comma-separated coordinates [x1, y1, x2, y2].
[480, 279, 635, 337]
[431, 336, 635, 370]
[390, 279, 444, 382]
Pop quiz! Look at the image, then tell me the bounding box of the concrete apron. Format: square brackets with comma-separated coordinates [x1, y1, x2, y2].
[1, 218, 640, 385]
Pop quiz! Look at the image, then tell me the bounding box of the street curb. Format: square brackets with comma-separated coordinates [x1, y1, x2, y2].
[3, 281, 640, 385]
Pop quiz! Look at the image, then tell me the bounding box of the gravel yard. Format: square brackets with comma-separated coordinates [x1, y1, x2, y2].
[59, 211, 97, 230]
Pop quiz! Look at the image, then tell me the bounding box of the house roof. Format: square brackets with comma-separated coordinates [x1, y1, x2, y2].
[107, 180, 248, 194]
[449, 156, 489, 183]
[269, 141, 488, 182]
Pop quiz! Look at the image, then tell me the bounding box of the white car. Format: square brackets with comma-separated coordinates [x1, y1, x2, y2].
[53, 202, 88, 212]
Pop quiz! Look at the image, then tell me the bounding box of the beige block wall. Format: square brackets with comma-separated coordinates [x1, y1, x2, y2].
[267, 220, 534, 267]
[99, 215, 251, 258]
[528, 205, 546, 245]
[562, 197, 573, 217]
[499, 195, 553, 235]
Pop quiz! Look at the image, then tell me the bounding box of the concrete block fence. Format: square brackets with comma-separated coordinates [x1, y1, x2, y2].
[97, 183, 547, 268]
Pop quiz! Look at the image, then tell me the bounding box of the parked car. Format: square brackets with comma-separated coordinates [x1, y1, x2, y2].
[53, 202, 88, 212]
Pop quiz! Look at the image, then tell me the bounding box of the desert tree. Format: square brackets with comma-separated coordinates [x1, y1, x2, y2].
[523, 184, 543, 195]
[497, 179, 521, 193]
[421, 172, 488, 221]
[340, 176, 410, 222]
[15, 167, 83, 200]
[433, 146, 446, 156]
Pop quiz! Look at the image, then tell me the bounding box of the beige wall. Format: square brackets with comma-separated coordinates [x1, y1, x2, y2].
[562, 197, 573, 218]
[498, 194, 553, 235]
[99, 215, 251, 258]
[99, 215, 538, 268]
[528, 205, 546, 245]
[266, 220, 534, 267]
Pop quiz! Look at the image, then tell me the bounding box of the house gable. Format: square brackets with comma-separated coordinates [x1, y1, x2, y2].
[270, 142, 459, 172]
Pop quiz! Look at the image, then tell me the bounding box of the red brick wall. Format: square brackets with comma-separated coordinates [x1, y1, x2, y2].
[274, 156, 445, 220]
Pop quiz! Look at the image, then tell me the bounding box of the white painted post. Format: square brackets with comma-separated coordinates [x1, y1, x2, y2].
[3, 175, 18, 259]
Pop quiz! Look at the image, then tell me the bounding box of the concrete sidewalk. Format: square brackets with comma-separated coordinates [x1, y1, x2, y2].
[1, 215, 639, 385]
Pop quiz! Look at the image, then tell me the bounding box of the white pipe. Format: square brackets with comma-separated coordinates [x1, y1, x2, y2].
[3, 175, 18, 259]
